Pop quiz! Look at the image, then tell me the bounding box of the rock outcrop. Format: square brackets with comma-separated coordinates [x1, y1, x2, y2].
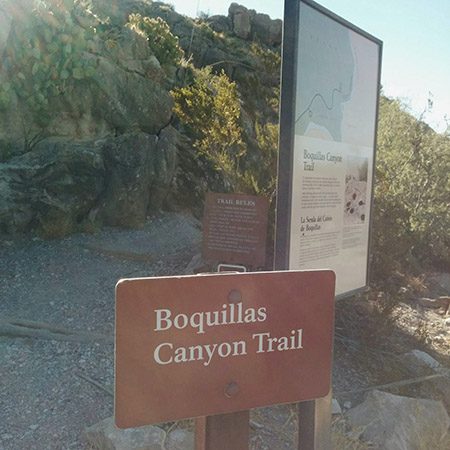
[0, 140, 105, 235]
[228, 3, 282, 46]
[0, 9, 172, 144]
[0, 129, 178, 235]
[0, 0, 179, 234]
[97, 128, 178, 228]
[0, 0, 281, 236]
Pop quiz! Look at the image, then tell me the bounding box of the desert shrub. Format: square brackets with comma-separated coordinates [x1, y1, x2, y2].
[373, 96, 450, 275]
[246, 120, 278, 199]
[126, 14, 183, 67]
[234, 43, 280, 123]
[172, 66, 247, 192]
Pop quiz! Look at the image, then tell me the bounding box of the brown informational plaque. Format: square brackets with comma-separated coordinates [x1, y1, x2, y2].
[202, 192, 270, 268]
[115, 270, 335, 428]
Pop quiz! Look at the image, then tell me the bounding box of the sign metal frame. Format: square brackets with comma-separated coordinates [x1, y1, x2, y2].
[276, 0, 383, 300]
[276, 1, 382, 448]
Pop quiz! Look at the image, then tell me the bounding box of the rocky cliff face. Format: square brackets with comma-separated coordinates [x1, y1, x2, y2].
[0, 0, 281, 236]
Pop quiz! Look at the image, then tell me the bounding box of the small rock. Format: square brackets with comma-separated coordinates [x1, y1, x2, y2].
[399, 349, 441, 376]
[184, 253, 209, 274]
[250, 420, 264, 429]
[343, 401, 352, 410]
[29, 424, 39, 431]
[332, 398, 342, 415]
[411, 349, 441, 369]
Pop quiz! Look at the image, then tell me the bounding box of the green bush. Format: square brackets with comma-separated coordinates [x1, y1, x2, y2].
[172, 67, 246, 191]
[246, 120, 278, 198]
[374, 96, 450, 273]
[126, 14, 183, 67]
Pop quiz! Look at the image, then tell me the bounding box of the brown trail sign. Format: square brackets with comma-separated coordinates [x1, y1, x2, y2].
[115, 270, 335, 448]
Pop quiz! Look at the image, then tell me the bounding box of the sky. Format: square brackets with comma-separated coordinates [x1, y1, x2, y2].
[167, 0, 450, 134]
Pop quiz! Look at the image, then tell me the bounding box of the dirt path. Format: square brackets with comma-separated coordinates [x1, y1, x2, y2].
[0, 213, 201, 450]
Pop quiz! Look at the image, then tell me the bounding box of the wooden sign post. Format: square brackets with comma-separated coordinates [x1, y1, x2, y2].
[115, 271, 335, 448]
[195, 411, 250, 450]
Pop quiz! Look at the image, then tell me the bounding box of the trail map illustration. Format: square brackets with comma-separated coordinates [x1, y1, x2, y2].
[295, 5, 354, 142]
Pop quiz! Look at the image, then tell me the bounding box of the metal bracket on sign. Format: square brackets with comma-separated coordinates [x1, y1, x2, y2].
[217, 264, 247, 273]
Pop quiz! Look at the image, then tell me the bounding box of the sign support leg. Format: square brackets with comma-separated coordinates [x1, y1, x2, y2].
[195, 411, 250, 450]
[297, 391, 332, 450]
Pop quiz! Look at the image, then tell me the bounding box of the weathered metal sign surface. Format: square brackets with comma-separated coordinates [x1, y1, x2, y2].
[115, 270, 335, 428]
[202, 192, 269, 268]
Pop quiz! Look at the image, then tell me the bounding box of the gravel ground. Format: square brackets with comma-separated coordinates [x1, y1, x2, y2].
[0, 212, 202, 450]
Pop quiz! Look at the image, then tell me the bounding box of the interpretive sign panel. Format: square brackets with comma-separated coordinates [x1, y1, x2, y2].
[115, 270, 335, 428]
[277, 0, 382, 298]
[202, 192, 269, 268]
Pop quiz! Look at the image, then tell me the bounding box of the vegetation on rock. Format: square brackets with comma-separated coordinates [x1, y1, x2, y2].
[1, 0, 97, 125]
[126, 13, 183, 67]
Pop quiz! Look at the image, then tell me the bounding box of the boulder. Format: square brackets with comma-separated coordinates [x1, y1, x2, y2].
[107, 28, 164, 79]
[433, 273, 450, 291]
[346, 390, 450, 450]
[39, 52, 172, 141]
[400, 349, 441, 374]
[251, 13, 272, 44]
[252, 14, 282, 46]
[229, 3, 252, 40]
[90, 55, 172, 135]
[0, 166, 30, 234]
[0, 139, 105, 235]
[149, 125, 178, 210]
[97, 129, 177, 228]
[399, 350, 450, 411]
[268, 18, 283, 46]
[228, 3, 282, 46]
[207, 15, 232, 33]
[84, 416, 194, 450]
